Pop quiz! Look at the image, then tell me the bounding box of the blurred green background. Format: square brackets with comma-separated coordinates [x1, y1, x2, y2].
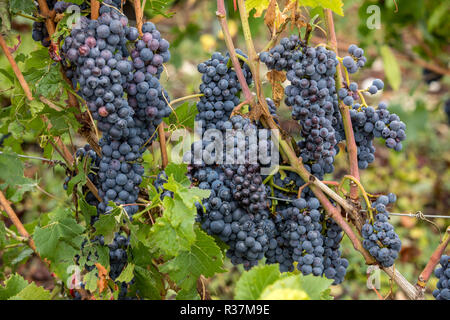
[0, 0, 449, 300]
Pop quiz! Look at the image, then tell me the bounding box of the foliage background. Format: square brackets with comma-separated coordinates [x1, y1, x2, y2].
[0, 0, 448, 300]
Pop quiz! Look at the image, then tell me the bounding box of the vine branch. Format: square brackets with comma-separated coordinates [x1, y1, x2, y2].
[0, 191, 36, 251]
[415, 227, 450, 296]
[0, 34, 33, 101]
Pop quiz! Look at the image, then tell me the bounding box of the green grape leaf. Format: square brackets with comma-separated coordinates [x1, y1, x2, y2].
[84, 269, 98, 293]
[149, 196, 195, 256]
[0, 274, 29, 300]
[35, 66, 65, 98]
[160, 228, 225, 292]
[9, 282, 51, 300]
[33, 209, 85, 260]
[134, 265, 163, 300]
[235, 264, 280, 300]
[78, 197, 98, 225]
[176, 286, 200, 300]
[165, 101, 198, 129]
[0, 67, 14, 83]
[165, 163, 190, 187]
[150, 177, 210, 256]
[259, 274, 333, 300]
[380, 45, 401, 91]
[0, 153, 34, 187]
[295, 274, 334, 300]
[93, 206, 124, 244]
[9, 0, 36, 15]
[144, 0, 175, 18]
[116, 263, 135, 283]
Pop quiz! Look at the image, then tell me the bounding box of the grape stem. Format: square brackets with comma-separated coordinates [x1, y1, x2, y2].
[324, 9, 361, 201]
[338, 175, 373, 221]
[216, 1, 254, 105]
[415, 226, 450, 297]
[357, 89, 368, 107]
[324, 8, 422, 300]
[0, 34, 33, 101]
[169, 93, 204, 106]
[0, 191, 36, 251]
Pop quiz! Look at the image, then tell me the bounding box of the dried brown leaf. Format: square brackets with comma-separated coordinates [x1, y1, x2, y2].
[95, 263, 109, 293]
[267, 70, 286, 107]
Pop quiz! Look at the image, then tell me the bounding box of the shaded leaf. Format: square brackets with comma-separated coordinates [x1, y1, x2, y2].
[380, 45, 401, 91]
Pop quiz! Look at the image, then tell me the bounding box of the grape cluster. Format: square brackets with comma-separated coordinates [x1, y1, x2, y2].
[265, 192, 348, 284]
[266, 196, 325, 274]
[108, 232, 130, 280]
[127, 22, 172, 146]
[433, 255, 450, 300]
[195, 52, 252, 134]
[189, 115, 276, 270]
[361, 194, 401, 268]
[58, 1, 171, 297]
[260, 39, 341, 178]
[286, 47, 340, 179]
[349, 102, 406, 169]
[342, 44, 367, 74]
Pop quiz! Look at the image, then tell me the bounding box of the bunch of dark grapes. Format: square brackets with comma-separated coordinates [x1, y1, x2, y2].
[108, 232, 129, 280]
[349, 102, 406, 169]
[195, 51, 252, 134]
[127, 22, 172, 147]
[342, 44, 367, 74]
[59, 0, 171, 297]
[433, 255, 450, 300]
[188, 123, 276, 269]
[361, 194, 401, 268]
[266, 196, 324, 274]
[261, 39, 340, 179]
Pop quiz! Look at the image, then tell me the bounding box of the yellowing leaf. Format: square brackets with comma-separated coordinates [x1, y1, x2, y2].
[299, 0, 344, 16]
[246, 0, 270, 17]
[261, 288, 310, 300]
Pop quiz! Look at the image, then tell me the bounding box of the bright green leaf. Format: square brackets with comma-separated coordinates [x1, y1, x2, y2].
[0, 274, 29, 299]
[235, 264, 280, 300]
[160, 228, 225, 293]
